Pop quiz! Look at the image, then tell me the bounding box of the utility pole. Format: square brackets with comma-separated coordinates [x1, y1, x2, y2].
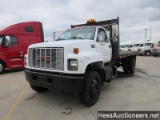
[150, 27, 152, 41]
[144, 28, 148, 40]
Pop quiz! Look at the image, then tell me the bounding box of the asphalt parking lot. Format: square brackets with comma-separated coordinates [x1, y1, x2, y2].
[0, 56, 160, 120]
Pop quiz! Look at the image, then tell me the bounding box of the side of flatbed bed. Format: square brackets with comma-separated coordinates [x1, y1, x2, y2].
[114, 51, 138, 59]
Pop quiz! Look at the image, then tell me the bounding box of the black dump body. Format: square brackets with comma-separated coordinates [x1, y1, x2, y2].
[71, 18, 120, 58]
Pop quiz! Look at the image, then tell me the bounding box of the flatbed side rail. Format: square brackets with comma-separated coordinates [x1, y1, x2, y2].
[113, 51, 138, 59]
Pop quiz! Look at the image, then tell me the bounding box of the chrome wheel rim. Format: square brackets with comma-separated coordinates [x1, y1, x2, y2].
[147, 52, 150, 56]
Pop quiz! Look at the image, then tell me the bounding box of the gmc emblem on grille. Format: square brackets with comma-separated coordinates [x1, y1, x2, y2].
[41, 56, 45, 61]
[40, 56, 50, 61]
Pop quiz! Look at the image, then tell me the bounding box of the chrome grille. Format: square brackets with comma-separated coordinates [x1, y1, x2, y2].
[152, 48, 158, 53]
[29, 48, 64, 70]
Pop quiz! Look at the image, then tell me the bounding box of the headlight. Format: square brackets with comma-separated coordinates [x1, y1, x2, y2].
[68, 59, 78, 71]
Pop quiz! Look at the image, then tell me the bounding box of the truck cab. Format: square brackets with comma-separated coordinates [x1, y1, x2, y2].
[123, 45, 130, 51]
[132, 44, 140, 52]
[0, 21, 44, 73]
[138, 42, 154, 56]
[120, 45, 124, 51]
[128, 44, 133, 51]
[152, 41, 160, 57]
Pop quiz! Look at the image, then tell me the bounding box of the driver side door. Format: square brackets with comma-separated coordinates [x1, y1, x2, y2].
[3, 36, 23, 68]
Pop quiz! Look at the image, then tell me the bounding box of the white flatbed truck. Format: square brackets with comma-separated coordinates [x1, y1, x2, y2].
[25, 18, 138, 106]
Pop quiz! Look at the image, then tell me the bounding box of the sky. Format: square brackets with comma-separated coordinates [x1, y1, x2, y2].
[0, 0, 160, 43]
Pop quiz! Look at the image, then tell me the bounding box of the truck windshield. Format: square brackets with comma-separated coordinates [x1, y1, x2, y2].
[0, 36, 3, 44]
[57, 27, 96, 41]
[144, 43, 152, 46]
[124, 45, 129, 48]
[133, 44, 140, 47]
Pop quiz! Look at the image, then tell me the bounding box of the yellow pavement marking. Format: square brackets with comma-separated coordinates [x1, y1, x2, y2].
[4, 83, 29, 120]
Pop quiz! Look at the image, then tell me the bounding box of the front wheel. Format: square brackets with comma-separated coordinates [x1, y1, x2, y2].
[0, 61, 5, 74]
[30, 84, 48, 92]
[79, 71, 101, 106]
[145, 51, 151, 56]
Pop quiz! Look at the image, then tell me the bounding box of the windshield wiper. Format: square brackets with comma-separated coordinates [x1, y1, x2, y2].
[77, 37, 85, 39]
[70, 37, 77, 39]
[70, 37, 85, 39]
[56, 38, 65, 41]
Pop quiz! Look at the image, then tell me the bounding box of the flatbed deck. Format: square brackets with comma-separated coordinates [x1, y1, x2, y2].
[114, 51, 138, 59]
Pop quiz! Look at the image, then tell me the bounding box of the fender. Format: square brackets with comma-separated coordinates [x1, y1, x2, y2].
[79, 51, 104, 74]
[66, 51, 104, 74]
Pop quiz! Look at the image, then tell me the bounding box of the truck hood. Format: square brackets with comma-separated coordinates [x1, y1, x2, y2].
[29, 39, 96, 53]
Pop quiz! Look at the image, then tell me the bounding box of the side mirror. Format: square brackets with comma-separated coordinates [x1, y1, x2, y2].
[112, 24, 118, 41]
[53, 31, 64, 41]
[151, 44, 154, 48]
[2, 36, 10, 47]
[140, 44, 143, 47]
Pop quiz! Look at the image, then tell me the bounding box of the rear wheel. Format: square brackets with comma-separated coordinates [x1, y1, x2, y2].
[128, 58, 136, 74]
[30, 84, 48, 92]
[0, 61, 5, 74]
[79, 71, 101, 106]
[122, 59, 129, 73]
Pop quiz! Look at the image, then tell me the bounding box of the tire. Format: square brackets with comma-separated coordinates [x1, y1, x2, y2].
[79, 71, 101, 106]
[145, 51, 151, 56]
[128, 58, 136, 74]
[122, 59, 129, 73]
[153, 55, 157, 57]
[0, 61, 5, 74]
[30, 84, 48, 92]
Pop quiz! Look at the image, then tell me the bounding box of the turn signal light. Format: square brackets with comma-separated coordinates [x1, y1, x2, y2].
[73, 48, 79, 54]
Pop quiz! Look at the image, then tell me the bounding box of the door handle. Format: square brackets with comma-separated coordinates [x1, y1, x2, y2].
[100, 42, 106, 45]
[109, 45, 112, 48]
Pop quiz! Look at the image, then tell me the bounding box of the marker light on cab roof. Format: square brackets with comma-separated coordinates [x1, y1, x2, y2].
[87, 19, 96, 23]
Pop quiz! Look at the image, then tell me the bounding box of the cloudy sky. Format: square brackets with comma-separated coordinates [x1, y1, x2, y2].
[0, 0, 160, 43]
